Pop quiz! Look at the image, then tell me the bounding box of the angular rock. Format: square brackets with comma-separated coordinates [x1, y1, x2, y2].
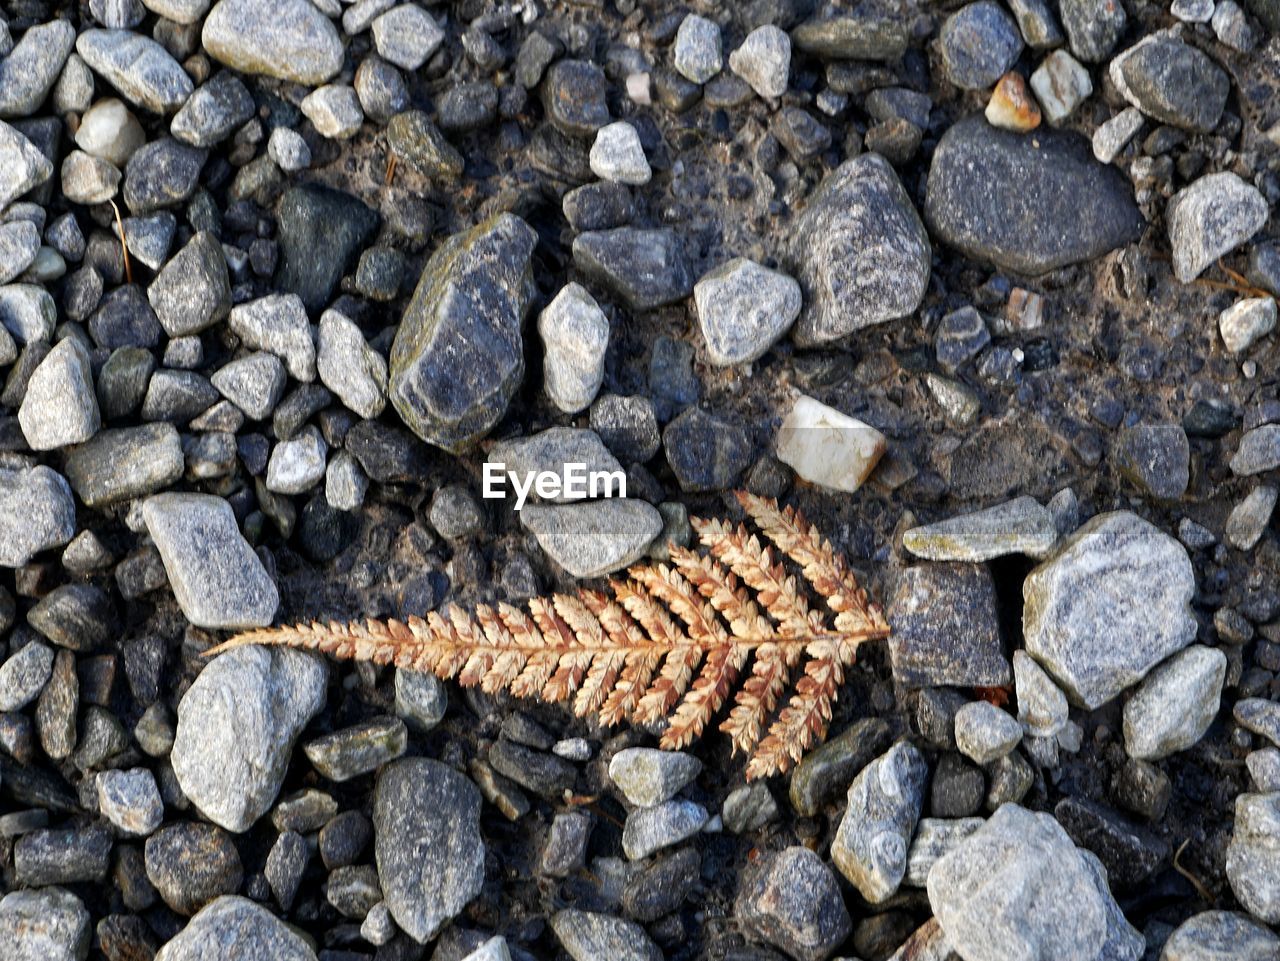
[65, 423, 183, 507]
[1123, 645, 1226, 760]
[925, 116, 1143, 275]
[551, 909, 661, 961]
[76, 30, 193, 114]
[227, 293, 315, 382]
[538, 283, 609, 414]
[674, 14, 722, 84]
[304, 717, 407, 782]
[695, 258, 801, 366]
[541, 60, 609, 136]
[18, 338, 100, 450]
[1167, 172, 1269, 283]
[1226, 485, 1278, 551]
[729, 26, 791, 99]
[0, 466, 76, 567]
[487, 428, 622, 505]
[589, 121, 651, 185]
[621, 799, 708, 859]
[1013, 650, 1068, 737]
[266, 425, 327, 494]
[0, 21, 77, 119]
[318, 309, 387, 419]
[789, 718, 894, 817]
[955, 702, 1022, 763]
[1055, 795, 1170, 889]
[1112, 38, 1229, 133]
[609, 747, 702, 807]
[736, 846, 851, 961]
[1219, 297, 1277, 354]
[0, 221, 40, 285]
[789, 152, 930, 344]
[148, 231, 231, 336]
[0, 888, 91, 961]
[521, 499, 662, 577]
[1030, 50, 1093, 125]
[904, 496, 1057, 562]
[1060, 0, 1126, 61]
[572, 228, 693, 311]
[153, 896, 316, 961]
[904, 817, 985, 887]
[1232, 425, 1280, 476]
[1160, 910, 1280, 961]
[1023, 511, 1197, 709]
[212, 352, 286, 420]
[1227, 792, 1280, 923]
[389, 213, 536, 451]
[940, 2, 1024, 90]
[202, 0, 344, 85]
[371, 5, 444, 72]
[275, 183, 380, 313]
[387, 110, 463, 180]
[171, 71, 254, 148]
[1113, 423, 1191, 500]
[97, 767, 163, 836]
[0, 121, 54, 209]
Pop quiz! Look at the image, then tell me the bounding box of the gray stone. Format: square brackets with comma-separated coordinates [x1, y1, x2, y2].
[267, 425, 327, 494]
[304, 717, 407, 781]
[0, 121, 53, 209]
[1227, 485, 1279, 551]
[278, 184, 380, 313]
[64, 423, 184, 507]
[955, 701, 1022, 763]
[539, 282, 609, 414]
[148, 230, 231, 336]
[0, 466, 76, 567]
[729, 26, 790, 99]
[325, 451, 368, 512]
[142, 0, 212, 25]
[389, 213, 536, 451]
[541, 60, 610, 136]
[1060, 0, 1126, 61]
[60, 150, 121, 205]
[1123, 645, 1226, 760]
[487, 428, 623, 504]
[76, 97, 146, 168]
[1007, 0, 1065, 46]
[0, 20, 76, 118]
[1114, 424, 1191, 500]
[374, 758, 485, 942]
[1160, 910, 1280, 961]
[0, 888, 91, 961]
[1013, 650, 1068, 737]
[1167, 172, 1269, 283]
[1112, 38, 1229, 133]
[887, 562, 1010, 688]
[19, 338, 100, 450]
[925, 116, 1143, 275]
[589, 121, 651, 185]
[591, 394, 661, 463]
[723, 783, 780, 833]
[120, 213, 176, 270]
[387, 110, 463, 180]
[153, 896, 316, 961]
[736, 846, 851, 961]
[792, 14, 911, 60]
[301, 84, 363, 140]
[371, 5, 444, 72]
[96, 767, 163, 835]
[1226, 792, 1280, 923]
[142, 492, 280, 629]
[1248, 750, 1280, 792]
[904, 817, 985, 887]
[664, 406, 754, 491]
[0, 640, 55, 711]
[76, 29, 193, 114]
[228, 293, 315, 382]
[123, 137, 206, 214]
[695, 257, 801, 366]
[832, 741, 928, 903]
[904, 497, 1057, 562]
[212, 352, 287, 421]
[318, 309, 387, 419]
[0, 220, 39, 284]
[674, 14, 722, 83]
[521, 499, 662, 578]
[573, 227, 693, 311]
[552, 909, 661, 961]
[202, 0, 343, 85]
[622, 798, 708, 859]
[171, 646, 325, 833]
[940, 2, 1024, 89]
[171, 71, 254, 148]
[268, 127, 310, 171]
[1093, 107, 1145, 163]
[1023, 511, 1197, 709]
[789, 718, 895, 816]
[927, 804, 1126, 961]
[1219, 297, 1277, 355]
[609, 747, 702, 807]
[1236, 698, 1280, 747]
[1232, 425, 1280, 476]
[789, 152, 929, 344]
[1056, 795, 1170, 890]
[13, 826, 112, 886]
[428, 484, 485, 540]
[0, 283, 56, 343]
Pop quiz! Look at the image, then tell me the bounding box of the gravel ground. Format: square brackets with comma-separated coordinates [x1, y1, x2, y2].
[1, 1, 1280, 960]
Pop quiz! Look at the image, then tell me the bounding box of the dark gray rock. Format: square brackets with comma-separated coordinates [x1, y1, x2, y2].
[265, 831, 310, 911]
[374, 758, 485, 943]
[145, 822, 243, 915]
[940, 2, 1024, 89]
[389, 213, 536, 452]
[924, 117, 1143, 275]
[663, 406, 754, 491]
[792, 14, 911, 60]
[387, 110, 464, 180]
[736, 846, 851, 961]
[88, 285, 162, 349]
[303, 716, 407, 782]
[276, 183, 380, 313]
[1113, 38, 1229, 133]
[28, 584, 114, 651]
[541, 60, 610, 136]
[171, 71, 255, 147]
[572, 228, 693, 311]
[1113, 424, 1190, 500]
[123, 138, 206, 214]
[65, 423, 184, 507]
[1055, 796, 1169, 889]
[789, 152, 930, 344]
[14, 825, 112, 886]
[788, 718, 895, 816]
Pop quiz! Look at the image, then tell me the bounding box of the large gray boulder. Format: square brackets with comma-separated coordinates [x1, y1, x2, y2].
[154, 896, 317, 961]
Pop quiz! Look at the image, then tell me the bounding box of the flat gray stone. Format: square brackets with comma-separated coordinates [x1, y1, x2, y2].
[1023, 511, 1197, 709]
[202, 0, 344, 85]
[520, 499, 662, 578]
[64, 423, 184, 507]
[0, 640, 55, 711]
[171, 646, 326, 832]
[76, 29, 193, 114]
[1112, 37, 1229, 133]
[142, 492, 279, 629]
[552, 909, 662, 961]
[1123, 645, 1226, 760]
[903, 496, 1057, 561]
[572, 228, 693, 311]
[622, 799, 708, 859]
[609, 747, 702, 807]
[1232, 425, 1280, 476]
[487, 427, 623, 505]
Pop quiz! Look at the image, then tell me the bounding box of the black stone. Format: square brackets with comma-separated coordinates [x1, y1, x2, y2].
[276, 183, 380, 312]
[1054, 796, 1169, 889]
[662, 407, 754, 492]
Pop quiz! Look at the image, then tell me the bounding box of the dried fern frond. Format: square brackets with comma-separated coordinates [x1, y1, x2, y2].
[206, 492, 891, 779]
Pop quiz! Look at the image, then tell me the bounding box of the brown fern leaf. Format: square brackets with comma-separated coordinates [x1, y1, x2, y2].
[205, 493, 892, 779]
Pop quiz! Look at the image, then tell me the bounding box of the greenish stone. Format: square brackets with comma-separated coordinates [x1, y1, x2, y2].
[387, 110, 464, 180]
[788, 717, 893, 817]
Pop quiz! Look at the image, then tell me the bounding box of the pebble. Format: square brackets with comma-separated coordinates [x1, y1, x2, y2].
[0, 466, 76, 567]
[542, 811, 593, 877]
[1022, 511, 1197, 709]
[792, 13, 911, 60]
[1160, 910, 1280, 961]
[75, 29, 193, 114]
[521, 498, 661, 577]
[267, 127, 310, 172]
[1248, 750, 1280, 792]
[304, 716, 407, 781]
[487, 428, 623, 504]
[1237, 699, 1280, 746]
[940, 2, 1024, 90]
[0, 283, 56, 343]
[1030, 49, 1092, 125]
[790, 152, 930, 344]
[152, 896, 316, 961]
[609, 747, 702, 807]
[925, 116, 1143, 275]
[1123, 645, 1226, 761]
[729, 26, 790, 99]
[789, 718, 894, 816]
[390, 213, 535, 451]
[267, 425, 327, 494]
[887, 562, 1010, 687]
[145, 822, 242, 914]
[14, 825, 112, 885]
[928, 804, 1138, 961]
[1226, 792, 1280, 923]
[317, 309, 387, 419]
[538, 282, 609, 414]
[1060, 0, 1126, 61]
[0, 20, 76, 118]
[1113, 423, 1190, 500]
[694, 257, 801, 366]
[18, 337, 100, 450]
[0, 887, 91, 961]
[1172, 0, 1216, 20]
[0, 121, 53, 209]
[1219, 297, 1277, 354]
[227, 294, 315, 383]
[170, 646, 325, 832]
[80, 100, 149, 169]
[1226, 485, 1278, 550]
[325, 450, 369, 512]
[552, 909, 661, 961]
[1056, 795, 1170, 889]
[172, 72, 254, 146]
[904, 817, 984, 887]
[0, 640, 55, 712]
[572, 227, 693, 311]
[1093, 107, 1145, 164]
[663, 406, 754, 491]
[61, 150, 121, 204]
[589, 121, 651, 185]
[276, 183, 379, 311]
[427, 484, 485, 538]
[735, 846, 851, 961]
[774, 394, 886, 494]
[212, 351, 286, 420]
[301, 84, 363, 140]
[1112, 37, 1230, 133]
[96, 768, 163, 835]
[1232, 425, 1280, 476]
[1013, 650, 1068, 737]
[122, 137, 206, 214]
[674, 14, 721, 84]
[371, 4, 444, 72]
[622, 798, 708, 859]
[985, 71, 1041, 131]
[904, 496, 1057, 561]
[722, 783, 780, 833]
[143, 492, 278, 628]
[387, 109, 464, 180]
[265, 831, 310, 910]
[0, 221, 40, 285]
[955, 702, 1022, 763]
[201, 0, 344, 85]
[374, 758, 485, 943]
[541, 60, 610, 136]
[148, 230, 231, 336]
[1212, 0, 1257, 50]
[832, 741, 928, 902]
